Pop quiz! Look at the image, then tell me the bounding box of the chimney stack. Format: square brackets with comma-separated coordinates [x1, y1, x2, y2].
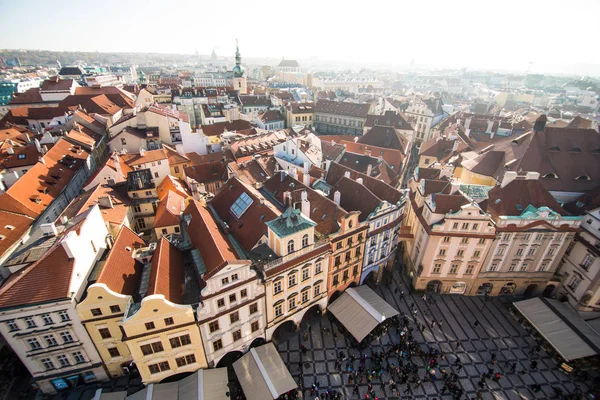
[356, 177, 364, 185]
[344, 171, 351, 179]
[366, 164, 373, 176]
[112, 153, 122, 177]
[333, 190, 341, 205]
[501, 171, 518, 188]
[525, 171, 540, 180]
[301, 190, 310, 218]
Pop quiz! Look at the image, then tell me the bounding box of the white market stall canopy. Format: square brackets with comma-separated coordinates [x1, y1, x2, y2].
[123, 368, 229, 400]
[233, 342, 297, 400]
[328, 285, 399, 342]
[514, 297, 600, 361]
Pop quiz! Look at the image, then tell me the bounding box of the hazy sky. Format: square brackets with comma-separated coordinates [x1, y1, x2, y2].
[0, 0, 598, 74]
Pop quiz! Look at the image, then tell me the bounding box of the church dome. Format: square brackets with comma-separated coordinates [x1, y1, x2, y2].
[233, 64, 245, 78]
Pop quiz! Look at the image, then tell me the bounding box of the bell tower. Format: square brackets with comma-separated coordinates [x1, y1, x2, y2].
[231, 39, 247, 94]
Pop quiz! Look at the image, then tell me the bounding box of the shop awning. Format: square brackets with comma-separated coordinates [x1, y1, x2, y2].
[233, 343, 297, 400]
[513, 297, 600, 361]
[124, 368, 229, 400]
[328, 285, 399, 342]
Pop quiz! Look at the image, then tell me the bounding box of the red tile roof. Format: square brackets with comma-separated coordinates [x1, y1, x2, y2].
[327, 176, 381, 222]
[59, 94, 122, 115]
[156, 175, 190, 200]
[201, 120, 253, 137]
[184, 160, 228, 185]
[147, 238, 185, 304]
[358, 125, 410, 154]
[96, 226, 145, 295]
[154, 191, 184, 228]
[8, 88, 43, 105]
[341, 140, 404, 171]
[326, 162, 402, 205]
[314, 100, 371, 118]
[60, 183, 131, 226]
[40, 77, 74, 91]
[0, 210, 34, 260]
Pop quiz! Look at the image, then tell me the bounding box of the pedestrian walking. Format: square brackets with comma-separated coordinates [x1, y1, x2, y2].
[474, 320, 479, 327]
[510, 362, 517, 373]
[530, 360, 538, 370]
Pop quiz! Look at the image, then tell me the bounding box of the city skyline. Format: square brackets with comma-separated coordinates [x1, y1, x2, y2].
[1, 0, 599, 75]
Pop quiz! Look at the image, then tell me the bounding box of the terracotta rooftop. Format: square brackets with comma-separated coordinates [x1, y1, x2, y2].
[146, 238, 185, 304]
[201, 120, 254, 137]
[358, 125, 410, 154]
[431, 193, 469, 214]
[364, 110, 413, 130]
[288, 102, 315, 114]
[326, 162, 402, 205]
[60, 183, 131, 226]
[327, 176, 381, 222]
[59, 94, 122, 116]
[96, 226, 145, 296]
[0, 209, 34, 260]
[157, 175, 190, 200]
[121, 149, 168, 166]
[338, 151, 399, 187]
[563, 185, 600, 215]
[260, 110, 284, 123]
[154, 191, 184, 228]
[8, 88, 43, 105]
[341, 140, 404, 171]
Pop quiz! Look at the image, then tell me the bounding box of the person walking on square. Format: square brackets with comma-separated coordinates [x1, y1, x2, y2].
[474, 320, 479, 327]
[510, 362, 517, 373]
[491, 353, 497, 364]
[530, 360, 538, 370]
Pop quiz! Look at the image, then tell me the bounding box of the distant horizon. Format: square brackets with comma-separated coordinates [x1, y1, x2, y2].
[1, 0, 599, 76]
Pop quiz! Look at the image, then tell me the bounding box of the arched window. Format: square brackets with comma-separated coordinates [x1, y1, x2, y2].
[287, 240, 295, 254]
[302, 234, 309, 248]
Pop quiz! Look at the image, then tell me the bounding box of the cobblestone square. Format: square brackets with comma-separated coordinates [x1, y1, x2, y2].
[275, 269, 592, 399]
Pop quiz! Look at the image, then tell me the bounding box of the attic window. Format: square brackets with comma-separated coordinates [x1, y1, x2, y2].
[5, 225, 14, 230]
[516, 204, 523, 211]
[575, 175, 591, 181]
[17, 154, 26, 159]
[230, 192, 253, 218]
[543, 173, 558, 179]
[548, 146, 560, 152]
[576, 201, 585, 208]
[570, 147, 582, 153]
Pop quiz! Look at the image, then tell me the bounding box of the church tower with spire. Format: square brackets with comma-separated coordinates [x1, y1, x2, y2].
[231, 40, 247, 94]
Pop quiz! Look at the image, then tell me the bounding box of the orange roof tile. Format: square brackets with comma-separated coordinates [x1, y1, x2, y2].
[147, 238, 185, 304]
[156, 175, 190, 200]
[154, 191, 184, 228]
[0, 210, 34, 259]
[96, 226, 145, 295]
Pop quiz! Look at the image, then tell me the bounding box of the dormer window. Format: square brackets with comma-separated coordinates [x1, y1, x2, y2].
[576, 175, 591, 181]
[570, 147, 582, 153]
[287, 240, 295, 254]
[543, 173, 558, 179]
[548, 146, 560, 152]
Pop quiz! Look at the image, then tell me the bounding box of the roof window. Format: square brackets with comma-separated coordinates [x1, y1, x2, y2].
[230, 192, 253, 219]
[543, 173, 558, 179]
[575, 175, 591, 181]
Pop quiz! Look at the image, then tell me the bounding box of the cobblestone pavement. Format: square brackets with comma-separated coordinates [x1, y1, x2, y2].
[276, 268, 592, 399]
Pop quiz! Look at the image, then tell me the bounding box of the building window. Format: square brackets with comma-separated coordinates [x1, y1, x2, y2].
[108, 347, 120, 358]
[212, 339, 223, 352]
[60, 331, 74, 343]
[149, 361, 170, 374]
[217, 298, 225, 308]
[145, 322, 156, 330]
[169, 334, 191, 349]
[457, 250, 464, 257]
[98, 328, 111, 339]
[164, 317, 174, 326]
[508, 263, 517, 272]
[141, 341, 164, 356]
[302, 289, 310, 303]
[302, 234, 309, 248]
[496, 248, 505, 256]
[315, 262, 322, 274]
[432, 263, 441, 273]
[462, 223, 469, 230]
[230, 312, 239, 324]
[288, 274, 296, 288]
[72, 351, 85, 363]
[40, 358, 55, 370]
[478, 238, 485, 244]
[229, 294, 236, 303]
[581, 254, 595, 271]
[540, 263, 549, 272]
[232, 330, 242, 342]
[287, 240, 295, 253]
[502, 233, 511, 241]
[461, 237, 468, 244]
[209, 321, 220, 333]
[488, 263, 499, 272]
[109, 305, 121, 313]
[520, 263, 529, 272]
[249, 303, 258, 314]
[568, 276, 581, 291]
[535, 233, 543, 241]
[547, 248, 556, 257]
[27, 338, 41, 350]
[221, 277, 229, 285]
[288, 297, 296, 310]
[275, 304, 283, 318]
[24, 317, 36, 329]
[516, 248, 524, 256]
[523, 234, 531, 241]
[465, 265, 474, 274]
[473, 250, 481, 258]
[302, 267, 310, 281]
[44, 334, 58, 347]
[91, 308, 102, 317]
[449, 264, 459, 274]
[472, 223, 479, 230]
[41, 314, 53, 325]
[239, 289, 247, 299]
[251, 321, 260, 332]
[57, 355, 70, 367]
[314, 285, 321, 297]
[452, 223, 459, 230]
[438, 249, 446, 256]
[274, 281, 282, 294]
[6, 319, 19, 331]
[175, 354, 196, 367]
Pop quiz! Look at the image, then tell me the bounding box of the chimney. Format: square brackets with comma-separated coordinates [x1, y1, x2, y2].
[366, 164, 373, 176]
[465, 117, 472, 130]
[525, 171, 540, 180]
[303, 161, 310, 175]
[6, 147, 14, 155]
[38, 156, 46, 165]
[289, 168, 298, 180]
[364, 148, 371, 157]
[450, 179, 460, 194]
[356, 177, 363, 185]
[344, 171, 351, 179]
[139, 147, 146, 156]
[501, 171, 518, 188]
[533, 115, 547, 133]
[34, 139, 42, 154]
[452, 139, 459, 152]
[40, 222, 58, 237]
[60, 216, 69, 225]
[98, 195, 114, 209]
[61, 231, 78, 260]
[21, 131, 31, 143]
[333, 190, 341, 205]
[283, 191, 292, 206]
[486, 120, 494, 134]
[301, 190, 310, 218]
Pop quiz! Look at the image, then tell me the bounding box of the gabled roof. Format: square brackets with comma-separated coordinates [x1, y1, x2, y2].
[288, 102, 314, 114]
[320, 139, 345, 162]
[341, 140, 404, 171]
[239, 95, 271, 107]
[41, 76, 75, 91]
[420, 138, 471, 160]
[364, 110, 412, 130]
[0, 209, 34, 260]
[184, 200, 239, 278]
[566, 116, 594, 129]
[60, 183, 131, 226]
[201, 120, 253, 137]
[121, 149, 168, 166]
[563, 185, 600, 215]
[184, 160, 228, 185]
[431, 194, 469, 214]
[59, 94, 122, 116]
[358, 125, 409, 154]
[147, 238, 185, 304]
[482, 179, 569, 221]
[259, 110, 284, 123]
[326, 162, 402, 205]
[154, 191, 184, 228]
[337, 151, 399, 187]
[327, 176, 382, 222]
[314, 100, 371, 118]
[157, 175, 190, 200]
[210, 178, 280, 252]
[8, 88, 43, 105]
[96, 226, 145, 295]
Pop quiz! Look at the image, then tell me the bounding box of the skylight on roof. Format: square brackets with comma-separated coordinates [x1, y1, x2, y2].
[230, 192, 254, 219]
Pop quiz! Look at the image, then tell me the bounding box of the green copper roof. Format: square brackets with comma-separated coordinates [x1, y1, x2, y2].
[459, 184, 493, 201]
[265, 207, 316, 238]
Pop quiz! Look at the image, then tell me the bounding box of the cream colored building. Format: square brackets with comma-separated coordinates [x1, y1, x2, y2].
[403, 177, 495, 294]
[262, 208, 332, 340]
[475, 175, 581, 297]
[76, 226, 145, 377]
[120, 238, 207, 384]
